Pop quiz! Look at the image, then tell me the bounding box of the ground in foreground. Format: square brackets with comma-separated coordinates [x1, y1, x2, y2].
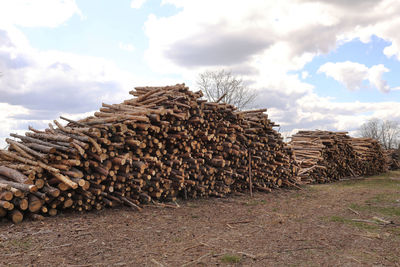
[1, 171, 400, 266]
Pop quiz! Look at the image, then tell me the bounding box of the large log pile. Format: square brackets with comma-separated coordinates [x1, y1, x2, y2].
[290, 131, 388, 184]
[0, 84, 299, 223]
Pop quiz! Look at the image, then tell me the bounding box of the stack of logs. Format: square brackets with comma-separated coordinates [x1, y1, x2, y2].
[290, 131, 360, 183]
[0, 84, 299, 223]
[290, 131, 387, 184]
[386, 149, 400, 170]
[350, 138, 387, 176]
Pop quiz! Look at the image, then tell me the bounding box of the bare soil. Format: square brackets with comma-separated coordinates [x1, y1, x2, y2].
[1, 171, 400, 267]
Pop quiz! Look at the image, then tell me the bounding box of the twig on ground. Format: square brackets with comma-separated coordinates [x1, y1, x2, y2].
[279, 246, 326, 253]
[237, 251, 257, 259]
[43, 243, 72, 249]
[31, 229, 53, 235]
[200, 242, 211, 247]
[151, 200, 179, 209]
[348, 207, 360, 215]
[226, 223, 234, 229]
[351, 219, 379, 224]
[339, 177, 366, 181]
[351, 232, 381, 239]
[372, 216, 393, 225]
[151, 259, 165, 267]
[88, 239, 97, 244]
[181, 252, 211, 267]
[227, 220, 252, 224]
[346, 256, 362, 264]
[183, 243, 207, 252]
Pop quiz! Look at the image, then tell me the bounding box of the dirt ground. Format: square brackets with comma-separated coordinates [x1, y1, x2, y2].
[1, 171, 400, 267]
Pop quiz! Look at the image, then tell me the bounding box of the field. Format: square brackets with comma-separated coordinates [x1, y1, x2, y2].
[1, 171, 400, 266]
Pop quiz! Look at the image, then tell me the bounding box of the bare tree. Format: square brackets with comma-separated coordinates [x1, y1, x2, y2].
[359, 118, 400, 149]
[196, 69, 257, 110]
[359, 118, 380, 140]
[381, 120, 400, 149]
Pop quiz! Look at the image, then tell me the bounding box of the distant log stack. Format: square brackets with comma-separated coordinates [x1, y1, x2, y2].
[290, 131, 388, 184]
[290, 131, 360, 184]
[350, 138, 387, 175]
[385, 149, 400, 170]
[0, 84, 299, 223]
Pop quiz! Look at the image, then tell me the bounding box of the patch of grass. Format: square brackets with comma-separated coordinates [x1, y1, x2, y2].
[191, 215, 200, 219]
[307, 185, 324, 192]
[220, 254, 241, 264]
[6, 237, 32, 250]
[384, 253, 400, 265]
[390, 170, 400, 176]
[173, 236, 183, 243]
[334, 171, 400, 189]
[328, 216, 379, 230]
[350, 203, 400, 217]
[344, 248, 379, 263]
[367, 193, 396, 204]
[292, 192, 303, 198]
[187, 203, 199, 208]
[242, 199, 266, 206]
[337, 178, 400, 188]
[388, 227, 400, 237]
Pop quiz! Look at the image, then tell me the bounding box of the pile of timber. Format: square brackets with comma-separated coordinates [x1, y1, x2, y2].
[289, 131, 360, 184]
[385, 149, 400, 170]
[350, 138, 387, 176]
[0, 84, 299, 223]
[290, 131, 388, 184]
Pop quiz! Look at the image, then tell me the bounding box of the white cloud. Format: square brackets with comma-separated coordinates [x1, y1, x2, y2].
[301, 71, 309, 79]
[1, 0, 400, 144]
[119, 42, 135, 52]
[143, 1, 397, 72]
[0, 0, 82, 28]
[0, 102, 30, 147]
[318, 61, 391, 93]
[144, 0, 400, 76]
[318, 61, 368, 91]
[367, 64, 391, 93]
[140, 0, 400, 137]
[0, 24, 146, 145]
[131, 0, 148, 9]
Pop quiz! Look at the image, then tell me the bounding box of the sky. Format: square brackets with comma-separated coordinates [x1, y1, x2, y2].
[1, 0, 400, 147]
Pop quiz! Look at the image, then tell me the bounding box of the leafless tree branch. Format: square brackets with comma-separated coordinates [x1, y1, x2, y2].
[196, 69, 257, 110]
[359, 118, 400, 149]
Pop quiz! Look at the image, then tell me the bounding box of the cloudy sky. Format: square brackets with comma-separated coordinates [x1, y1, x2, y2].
[1, 0, 400, 147]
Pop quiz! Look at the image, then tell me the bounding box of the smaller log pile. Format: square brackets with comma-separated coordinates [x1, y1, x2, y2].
[291, 131, 388, 184]
[290, 131, 359, 184]
[350, 138, 387, 176]
[385, 149, 400, 170]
